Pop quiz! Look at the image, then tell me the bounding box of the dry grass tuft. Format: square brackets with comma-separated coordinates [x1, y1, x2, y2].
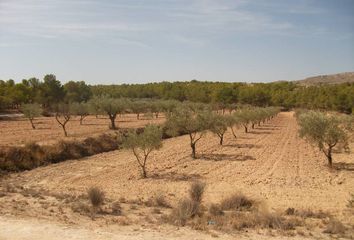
[145, 194, 171, 208]
[209, 203, 224, 216]
[347, 194, 354, 208]
[155, 194, 171, 208]
[189, 181, 206, 203]
[171, 198, 201, 226]
[220, 193, 255, 211]
[323, 218, 346, 235]
[87, 187, 105, 210]
[111, 201, 122, 216]
[229, 210, 303, 231]
[295, 209, 330, 219]
[151, 208, 162, 214]
[71, 202, 91, 215]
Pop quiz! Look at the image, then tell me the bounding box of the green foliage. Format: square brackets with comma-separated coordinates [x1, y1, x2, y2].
[20, 103, 42, 129]
[298, 111, 350, 166]
[165, 105, 212, 158]
[64, 81, 92, 103]
[94, 96, 128, 129]
[1, 75, 353, 114]
[71, 102, 90, 125]
[226, 113, 242, 138]
[123, 124, 163, 178]
[40, 74, 66, 107]
[234, 108, 254, 133]
[210, 114, 228, 145]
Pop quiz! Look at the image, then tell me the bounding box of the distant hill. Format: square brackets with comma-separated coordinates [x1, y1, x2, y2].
[295, 72, 354, 85]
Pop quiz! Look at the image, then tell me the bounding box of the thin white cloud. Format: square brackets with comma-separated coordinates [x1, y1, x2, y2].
[0, 0, 334, 47]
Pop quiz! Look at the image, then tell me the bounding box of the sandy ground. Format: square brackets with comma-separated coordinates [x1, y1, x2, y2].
[0, 215, 319, 240]
[0, 114, 164, 146]
[0, 112, 353, 239]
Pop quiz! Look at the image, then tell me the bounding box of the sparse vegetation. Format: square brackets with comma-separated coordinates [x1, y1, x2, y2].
[189, 181, 206, 203]
[297, 111, 351, 167]
[111, 201, 123, 216]
[170, 181, 206, 226]
[54, 103, 72, 137]
[87, 187, 105, 216]
[165, 105, 212, 158]
[20, 103, 42, 129]
[210, 114, 228, 145]
[0, 75, 353, 239]
[220, 193, 255, 211]
[94, 96, 127, 129]
[71, 102, 90, 125]
[123, 124, 163, 178]
[208, 203, 224, 216]
[0, 133, 120, 171]
[347, 193, 354, 208]
[324, 218, 346, 235]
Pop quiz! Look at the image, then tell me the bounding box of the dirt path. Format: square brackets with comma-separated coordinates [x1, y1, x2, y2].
[0, 216, 316, 240]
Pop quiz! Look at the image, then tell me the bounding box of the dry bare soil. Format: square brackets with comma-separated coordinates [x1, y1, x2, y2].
[0, 114, 164, 146]
[0, 112, 353, 239]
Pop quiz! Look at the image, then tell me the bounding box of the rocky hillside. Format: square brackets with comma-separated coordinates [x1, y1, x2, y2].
[296, 72, 354, 85]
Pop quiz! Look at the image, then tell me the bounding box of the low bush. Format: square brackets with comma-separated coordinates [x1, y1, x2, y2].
[0, 133, 121, 172]
[71, 202, 91, 215]
[189, 181, 205, 203]
[347, 194, 354, 208]
[293, 209, 330, 219]
[172, 198, 200, 226]
[111, 201, 122, 216]
[87, 187, 105, 216]
[145, 194, 171, 208]
[323, 218, 346, 235]
[208, 203, 224, 216]
[220, 193, 255, 211]
[0, 124, 185, 173]
[169, 181, 206, 226]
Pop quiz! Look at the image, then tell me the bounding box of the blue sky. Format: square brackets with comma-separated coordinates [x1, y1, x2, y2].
[0, 0, 353, 84]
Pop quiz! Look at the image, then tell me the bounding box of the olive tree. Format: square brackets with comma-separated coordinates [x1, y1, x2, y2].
[54, 103, 72, 137]
[88, 97, 103, 118]
[165, 106, 211, 158]
[71, 102, 90, 125]
[227, 113, 241, 138]
[130, 100, 147, 120]
[210, 114, 228, 145]
[95, 96, 126, 129]
[235, 109, 253, 133]
[123, 124, 162, 178]
[149, 101, 163, 119]
[21, 103, 42, 129]
[160, 100, 180, 115]
[298, 111, 351, 167]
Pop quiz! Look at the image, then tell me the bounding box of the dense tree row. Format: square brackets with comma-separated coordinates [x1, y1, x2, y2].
[1, 74, 353, 113]
[0, 74, 91, 110]
[91, 81, 354, 113]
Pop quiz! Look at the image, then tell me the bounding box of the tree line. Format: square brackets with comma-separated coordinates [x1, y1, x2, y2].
[1, 74, 353, 113]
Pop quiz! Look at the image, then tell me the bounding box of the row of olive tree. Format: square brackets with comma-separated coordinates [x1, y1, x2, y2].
[296, 110, 353, 167]
[165, 105, 280, 159]
[123, 105, 280, 178]
[20, 98, 279, 141]
[19, 98, 182, 135]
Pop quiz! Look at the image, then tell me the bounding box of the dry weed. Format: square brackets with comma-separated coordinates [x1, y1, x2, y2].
[220, 193, 255, 211]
